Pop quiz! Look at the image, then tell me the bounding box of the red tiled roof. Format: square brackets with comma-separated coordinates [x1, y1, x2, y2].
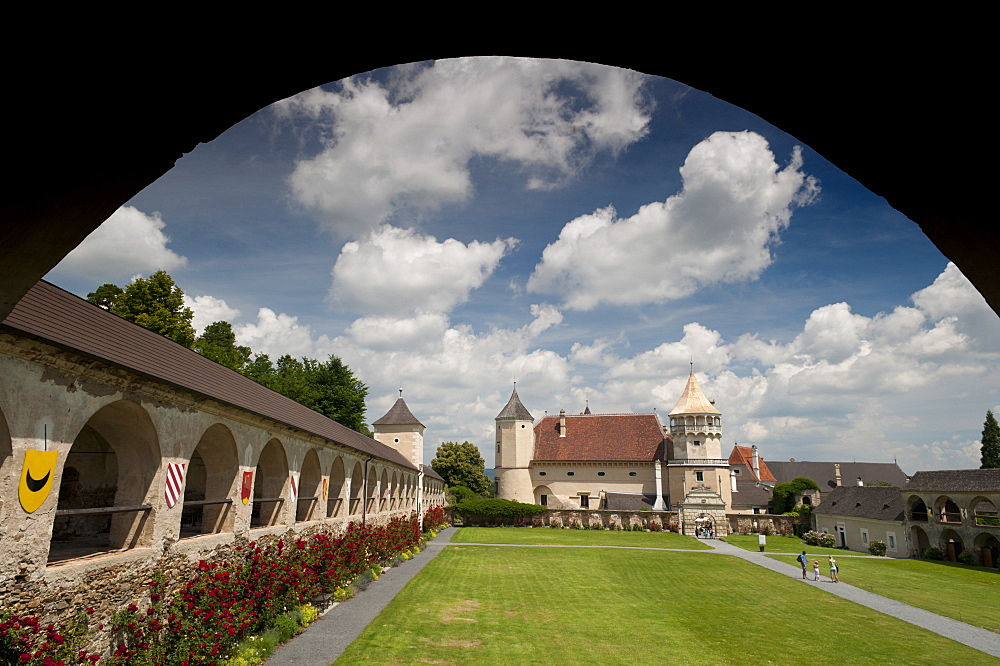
[533, 413, 667, 461]
[728, 445, 777, 482]
[2, 281, 415, 470]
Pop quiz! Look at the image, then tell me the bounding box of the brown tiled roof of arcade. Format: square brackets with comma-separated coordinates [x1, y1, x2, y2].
[905, 468, 1000, 493]
[728, 445, 777, 482]
[2, 280, 415, 470]
[532, 413, 667, 461]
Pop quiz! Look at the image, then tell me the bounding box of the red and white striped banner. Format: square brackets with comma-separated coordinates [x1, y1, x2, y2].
[164, 463, 186, 508]
[289, 473, 298, 503]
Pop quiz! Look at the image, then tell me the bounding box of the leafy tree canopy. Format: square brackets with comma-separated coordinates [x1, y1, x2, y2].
[193, 321, 253, 372]
[982, 409, 1000, 469]
[431, 441, 492, 496]
[771, 477, 820, 514]
[90, 270, 196, 347]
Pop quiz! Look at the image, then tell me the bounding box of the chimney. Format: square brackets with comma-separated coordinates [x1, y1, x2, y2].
[730, 469, 737, 492]
[835, 463, 842, 486]
[857, 476, 863, 487]
[751, 445, 760, 480]
[559, 409, 566, 437]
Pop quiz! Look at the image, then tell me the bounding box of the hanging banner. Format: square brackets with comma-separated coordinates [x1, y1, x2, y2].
[289, 473, 298, 503]
[241, 471, 253, 505]
[19, 449, 59, 513]
[164, 463, 186, 508]
[322, 477, 329, 502]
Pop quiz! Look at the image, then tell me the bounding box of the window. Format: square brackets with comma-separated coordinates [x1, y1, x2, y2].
[567, 471, 575, 477]
[695, 471, 704, 482]
[580, 493, 590, 509]
[538, 471, 547, 476]
[496, 443, 500, 452]
[694, 440, 701, 446]
[861, 528, 869, 546]
[629, 472, 637, 477]
[394, 438, 399, 443]
[887, 532, 897, 551]
[597, 471, 606, 477]
[733, 468, 741, 474]
[540, 494, 547, 506]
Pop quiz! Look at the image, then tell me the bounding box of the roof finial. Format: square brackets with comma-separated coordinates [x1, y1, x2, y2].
[398, 387, 403, 398]
[690, 358, 694, 372]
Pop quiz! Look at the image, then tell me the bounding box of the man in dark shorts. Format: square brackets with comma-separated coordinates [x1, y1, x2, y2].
[797, 551, 808, 579]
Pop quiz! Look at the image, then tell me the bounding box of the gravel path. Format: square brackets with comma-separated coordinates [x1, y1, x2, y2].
[268, 529, 1000, 663]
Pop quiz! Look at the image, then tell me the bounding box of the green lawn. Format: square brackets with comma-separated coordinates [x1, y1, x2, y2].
[722, 534, 867, 556]
[451, 526, 711, 549]
[769, 554, 1000, 632]
[337, 546, 996, 665]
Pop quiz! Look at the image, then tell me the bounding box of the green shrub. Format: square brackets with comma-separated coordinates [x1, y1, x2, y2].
[453, 498, 546, 524]
[923, 547, 944, 560]
[868, 540, 887, 556]
[957, 551, 975, 565]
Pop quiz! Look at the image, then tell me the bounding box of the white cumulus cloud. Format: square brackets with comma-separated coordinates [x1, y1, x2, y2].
[51, 206, 187, 281]
[278, 57, 652, 235]
[330, 225, 515, 315]
[527, 131, 820, 309]
[184, 294, 241, 335]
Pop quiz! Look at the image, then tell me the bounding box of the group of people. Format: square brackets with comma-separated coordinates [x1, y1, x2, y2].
[797, 551, 839, 583]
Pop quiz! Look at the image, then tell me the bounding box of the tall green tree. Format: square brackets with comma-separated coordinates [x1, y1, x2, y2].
[94, 270, 196, 346]
[771, 476, 820, 514]
[982, 409, 1000, 469]
[193, 321, 252, 372]
[431, 441, 492, 496]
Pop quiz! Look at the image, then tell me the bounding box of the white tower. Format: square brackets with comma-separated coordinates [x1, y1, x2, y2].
[494, 385, 534, 503]
[372, 391, 425, 467]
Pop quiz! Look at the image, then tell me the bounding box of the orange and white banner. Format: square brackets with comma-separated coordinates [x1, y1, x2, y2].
[289, 473, 298, 503]
[164, 463, 186, 508]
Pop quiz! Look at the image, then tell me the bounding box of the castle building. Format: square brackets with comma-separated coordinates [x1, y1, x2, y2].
[494, 372, 735, 534]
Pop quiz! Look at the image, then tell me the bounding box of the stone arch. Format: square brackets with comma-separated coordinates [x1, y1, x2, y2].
[907, 496, 929, 522]
[181, 423, 239, 537]
[328, 455, 346, 518]
[379, 468, 390, 512]
[910, 525, 930, 557]
[534, 484, 556, 508]
[939, 528, 965, 561]
[971, 497, 998, 527]
[974, 532, 1000, 569]
[296, 449, 322, 522]
[251, 438, 289, 528]
[349, 461, 364, 515]
[50, 399, 160, 561]
[367, 466, 379, 515]
[935, 496, 962, 525]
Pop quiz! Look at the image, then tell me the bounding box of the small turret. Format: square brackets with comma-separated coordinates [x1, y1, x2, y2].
[372, 391, 425, 466]
[495, 385, 534, 503]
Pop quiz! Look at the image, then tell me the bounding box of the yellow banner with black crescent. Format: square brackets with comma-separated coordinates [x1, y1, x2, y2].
[19, 449, 59, 513]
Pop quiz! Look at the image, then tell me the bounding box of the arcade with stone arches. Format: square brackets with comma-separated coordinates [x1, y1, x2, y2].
[905, 485, 1000, 567]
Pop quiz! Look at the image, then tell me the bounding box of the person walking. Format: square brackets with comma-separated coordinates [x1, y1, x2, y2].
[828, 555, 840, 583]
[797, 551, 808, 579]
[812, 560, 821, 581]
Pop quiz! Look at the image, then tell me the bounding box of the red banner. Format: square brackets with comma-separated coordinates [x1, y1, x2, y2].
[241, 471, 253, 505]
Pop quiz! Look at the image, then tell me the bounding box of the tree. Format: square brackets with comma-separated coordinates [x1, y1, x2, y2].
[982, 409, 1000, 469]
[431, 441, 492, 496]
[99, 271, 196, 346]
[771, 476, 820, 514]
[86, 283, 123, 310]
[193, 321, 252, 372]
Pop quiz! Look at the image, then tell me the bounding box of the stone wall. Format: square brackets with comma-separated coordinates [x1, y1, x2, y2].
[727, 513, 796, 536]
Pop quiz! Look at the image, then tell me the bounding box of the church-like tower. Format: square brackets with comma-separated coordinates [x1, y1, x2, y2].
[372, 392, 425, 467]
[494, 386, 535, 503]
[665, 371, 732, 520]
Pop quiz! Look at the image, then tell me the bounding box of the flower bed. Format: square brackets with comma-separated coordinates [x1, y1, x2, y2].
[2, 511, 442, 665]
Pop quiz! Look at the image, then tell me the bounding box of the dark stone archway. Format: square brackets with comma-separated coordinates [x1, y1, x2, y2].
[3, 34, 993, 321]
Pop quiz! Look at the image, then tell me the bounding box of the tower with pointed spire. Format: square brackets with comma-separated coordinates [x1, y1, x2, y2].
[494, 385, 535, 503]
[666, 371, 732, 527]
[372, 389, 425, 467]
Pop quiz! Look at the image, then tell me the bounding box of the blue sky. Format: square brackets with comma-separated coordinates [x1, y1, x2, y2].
[47, 58, 1000, 474]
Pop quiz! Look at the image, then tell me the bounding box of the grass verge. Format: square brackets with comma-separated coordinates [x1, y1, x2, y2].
[337, 546, 995, 665]
[722, 534, 868, 556]
[451, 526, 711, 549]
[769, 554, 1000, 632]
